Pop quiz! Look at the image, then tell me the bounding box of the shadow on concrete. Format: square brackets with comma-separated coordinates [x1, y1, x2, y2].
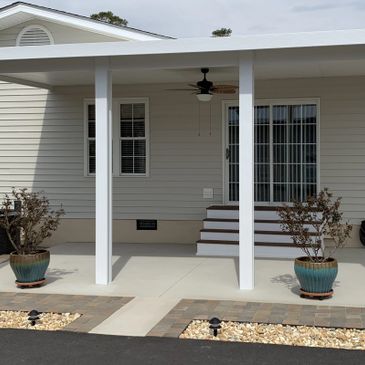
[46, 268, 78, 284]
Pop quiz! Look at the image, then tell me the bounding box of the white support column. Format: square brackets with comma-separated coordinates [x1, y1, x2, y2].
[95, 57, 113, 285]
[239, 52, 255, 290]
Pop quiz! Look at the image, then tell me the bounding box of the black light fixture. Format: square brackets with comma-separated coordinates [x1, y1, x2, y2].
[209, 317, 222, 337]
[28, 309, 40, 326]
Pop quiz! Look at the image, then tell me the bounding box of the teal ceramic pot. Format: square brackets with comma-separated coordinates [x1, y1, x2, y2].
[10, 250, 50, 283]
[294, 256, 338, 294]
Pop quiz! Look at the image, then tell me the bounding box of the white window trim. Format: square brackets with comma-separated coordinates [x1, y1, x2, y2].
[222, 98, 320, 205]
[16, 24, 54, 46]
[115, 97, 150, 177]
[83, 97, 150, 178]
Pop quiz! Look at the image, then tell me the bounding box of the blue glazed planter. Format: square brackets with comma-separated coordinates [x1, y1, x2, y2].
[294, 257, 338, 294]
[10, 250, 50, 284]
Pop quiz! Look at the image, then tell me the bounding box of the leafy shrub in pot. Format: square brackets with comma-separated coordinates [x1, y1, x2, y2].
[0, 188, 64, 285]
[278, 189, 352, 298]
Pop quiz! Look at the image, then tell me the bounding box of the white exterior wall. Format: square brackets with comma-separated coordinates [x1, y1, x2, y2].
[0, 19, 124, 47]
[0, 76, 365, 241]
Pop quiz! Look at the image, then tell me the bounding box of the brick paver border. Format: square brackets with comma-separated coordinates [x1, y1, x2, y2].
[148, 299, 365, 338]
[0, 293, 133, 332]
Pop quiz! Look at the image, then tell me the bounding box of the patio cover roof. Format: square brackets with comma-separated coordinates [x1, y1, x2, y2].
[1, 28, 365, 87]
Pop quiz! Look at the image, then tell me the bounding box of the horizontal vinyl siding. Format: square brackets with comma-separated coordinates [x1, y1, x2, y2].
[0, 19, 123, 47]
[0, 82, 223, 220]
[1, 77, 365, 224]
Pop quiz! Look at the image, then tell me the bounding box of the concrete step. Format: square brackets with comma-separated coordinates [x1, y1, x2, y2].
[207, 208, 238, 219]
[203, 218, 239, 230]
[200, 229, 239, 241]
[196, 240, 315, 258]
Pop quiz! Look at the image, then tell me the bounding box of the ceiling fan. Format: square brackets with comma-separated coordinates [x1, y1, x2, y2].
[169, 68, 238, 102]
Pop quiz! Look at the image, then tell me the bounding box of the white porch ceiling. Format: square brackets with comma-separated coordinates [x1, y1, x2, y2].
[3, 58, 365, 87]
[2, 43, 365, 87]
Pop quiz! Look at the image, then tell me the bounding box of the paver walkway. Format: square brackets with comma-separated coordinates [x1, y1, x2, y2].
[0, 329, 364, 365]
[0, 293, 132, 332]
[149, 299, 365, 337]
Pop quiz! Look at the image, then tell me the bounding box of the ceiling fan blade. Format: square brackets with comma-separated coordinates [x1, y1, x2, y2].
[187, 83, 199, 88]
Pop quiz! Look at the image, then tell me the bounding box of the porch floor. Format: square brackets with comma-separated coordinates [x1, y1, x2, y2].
[0, 243, 364, 336]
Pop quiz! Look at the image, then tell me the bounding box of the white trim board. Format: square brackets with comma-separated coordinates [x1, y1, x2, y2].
[0, 2, 169, 41]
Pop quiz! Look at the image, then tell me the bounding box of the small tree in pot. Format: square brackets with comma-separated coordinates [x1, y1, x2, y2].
[278, 188, 352, 299]
[0, 188, 64, 287]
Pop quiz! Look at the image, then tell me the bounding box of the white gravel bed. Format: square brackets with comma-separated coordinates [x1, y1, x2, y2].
[180, 320, 365, 350]
[0, 310, 81, 331]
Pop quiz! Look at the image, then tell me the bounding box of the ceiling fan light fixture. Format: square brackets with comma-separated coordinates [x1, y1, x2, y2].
[196, 93, 213, 102]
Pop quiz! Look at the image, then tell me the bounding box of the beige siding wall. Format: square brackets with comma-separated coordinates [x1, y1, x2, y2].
[0, 76, 365, 245]
[0, 19, 123, 47]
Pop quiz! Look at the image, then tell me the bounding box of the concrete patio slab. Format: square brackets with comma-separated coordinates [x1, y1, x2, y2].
[0, 243, 364, 336]
[0, 243, 364, 307]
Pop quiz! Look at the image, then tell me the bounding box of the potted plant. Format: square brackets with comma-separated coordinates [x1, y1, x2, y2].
[0, 188, 64, 287]
[278, 188, 352, 299]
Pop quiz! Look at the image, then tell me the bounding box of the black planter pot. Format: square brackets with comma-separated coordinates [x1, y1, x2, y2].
[360, 221, 365, 246]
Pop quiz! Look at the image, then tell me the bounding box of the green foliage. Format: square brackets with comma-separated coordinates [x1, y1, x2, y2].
[278, 188, 352, 262]
[212, 28, 232, 37]
[90, 11, 128, 26]
[0, 188, 65, 254]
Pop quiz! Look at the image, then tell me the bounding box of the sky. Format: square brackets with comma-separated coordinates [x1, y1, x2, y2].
[1, 0, 365, 38]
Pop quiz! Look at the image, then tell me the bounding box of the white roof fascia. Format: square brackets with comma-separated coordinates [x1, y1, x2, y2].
[0, 3, 166, 41]
[1, 28, 365, 61]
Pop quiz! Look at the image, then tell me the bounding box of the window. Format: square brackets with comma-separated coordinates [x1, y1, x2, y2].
[254, 102, 318, 202]
[86, 104, 96, 175]
[120, 102, 147, 175]
[84, 99, 149, 176]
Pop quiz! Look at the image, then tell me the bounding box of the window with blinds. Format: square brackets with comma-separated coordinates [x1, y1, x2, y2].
[254, 103, 318, 202]
[120, 103, 147, 175]
[86, 104, 96, 175]
[85, 100, 149, 176]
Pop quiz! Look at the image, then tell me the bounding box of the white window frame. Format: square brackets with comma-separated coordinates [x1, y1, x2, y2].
[83, 97, 150, 177]
[222, 98, 320, 205]
[16, 25, 54, 46]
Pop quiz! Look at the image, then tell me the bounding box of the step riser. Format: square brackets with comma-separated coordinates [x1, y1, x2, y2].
[255, 222, 317, 232]
[204, 221, 317, 232]
[196, 244, 316, 258]
[207, 210, 239, 219]
[204, 221, 239, 230]
[255, 234, 294, 244]
[201, 233, 307, 243]
[201, 232, 239, 241]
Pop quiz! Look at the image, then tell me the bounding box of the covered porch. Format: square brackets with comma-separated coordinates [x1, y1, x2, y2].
[1, 33, 365, 289]
[0, 242, 364, 306]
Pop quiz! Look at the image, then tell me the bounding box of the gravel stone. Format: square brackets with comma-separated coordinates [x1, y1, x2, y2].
[180, 320, 365, 350]
[0, 310, 81, 331]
